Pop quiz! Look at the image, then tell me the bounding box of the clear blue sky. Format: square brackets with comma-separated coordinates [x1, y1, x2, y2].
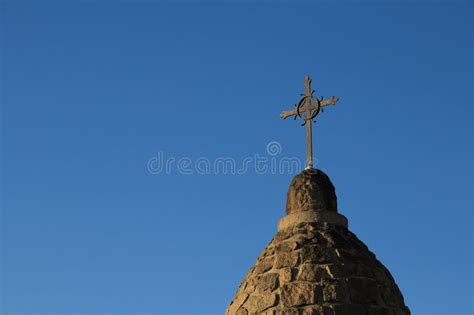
[1, 1, 472, 315]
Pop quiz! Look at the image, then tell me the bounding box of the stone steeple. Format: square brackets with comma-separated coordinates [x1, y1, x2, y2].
[226, 169, 410, 314]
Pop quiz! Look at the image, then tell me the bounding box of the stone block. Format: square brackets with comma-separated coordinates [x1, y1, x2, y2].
[280, 282, 320, 307]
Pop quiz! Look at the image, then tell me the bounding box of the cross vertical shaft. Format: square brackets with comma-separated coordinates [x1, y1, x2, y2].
[304, 76, 313, 169]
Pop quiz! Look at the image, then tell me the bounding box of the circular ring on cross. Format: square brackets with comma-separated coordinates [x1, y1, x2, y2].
[296, 95, 321, 121]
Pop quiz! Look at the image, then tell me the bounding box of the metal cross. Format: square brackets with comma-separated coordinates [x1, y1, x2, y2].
[280, 75, 339, 169]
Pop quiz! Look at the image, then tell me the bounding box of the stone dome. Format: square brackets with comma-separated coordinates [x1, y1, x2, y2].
[226, 169, 410, 315]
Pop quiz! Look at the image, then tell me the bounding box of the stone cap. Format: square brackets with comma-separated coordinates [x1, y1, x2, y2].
[286, 169, 338, 214]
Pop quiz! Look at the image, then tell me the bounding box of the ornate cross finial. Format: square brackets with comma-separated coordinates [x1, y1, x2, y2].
[280, 75, 339, 169]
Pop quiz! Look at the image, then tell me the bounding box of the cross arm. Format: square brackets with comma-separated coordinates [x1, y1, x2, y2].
[280, 96, 339, 119]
